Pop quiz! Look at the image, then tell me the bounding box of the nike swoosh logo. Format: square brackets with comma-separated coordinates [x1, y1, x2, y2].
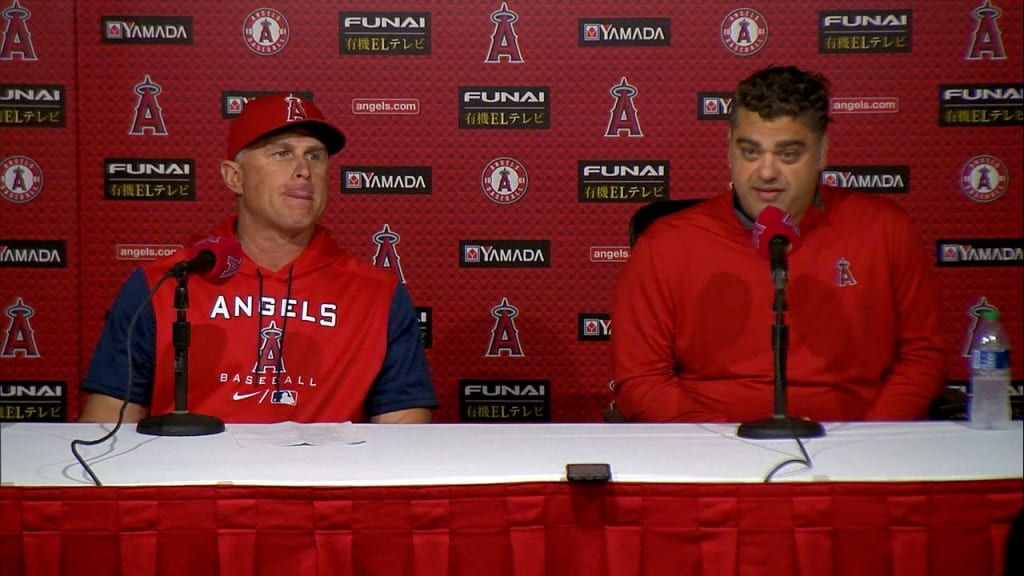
[232, 391, 262, 401]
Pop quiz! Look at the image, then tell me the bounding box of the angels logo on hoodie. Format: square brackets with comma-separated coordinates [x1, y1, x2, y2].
[253, 320, 286, 374]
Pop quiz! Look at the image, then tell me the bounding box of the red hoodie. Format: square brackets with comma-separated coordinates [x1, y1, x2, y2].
[611, 187, 946, 422]
[144, 219, 397, 423]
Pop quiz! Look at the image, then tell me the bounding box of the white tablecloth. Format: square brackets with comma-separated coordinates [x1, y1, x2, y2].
[2, 421, 1021, 487]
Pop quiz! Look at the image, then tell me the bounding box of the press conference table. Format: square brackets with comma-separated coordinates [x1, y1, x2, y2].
[2, 421, 1022, 576]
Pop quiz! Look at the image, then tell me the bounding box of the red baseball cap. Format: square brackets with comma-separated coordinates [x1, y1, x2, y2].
[226, 93, 345, 159]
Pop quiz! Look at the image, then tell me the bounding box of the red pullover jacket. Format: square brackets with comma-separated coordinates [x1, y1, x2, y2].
[611, 187, 946, 422]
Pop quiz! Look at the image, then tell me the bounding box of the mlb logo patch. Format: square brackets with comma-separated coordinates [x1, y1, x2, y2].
[271, 390, 297, 405]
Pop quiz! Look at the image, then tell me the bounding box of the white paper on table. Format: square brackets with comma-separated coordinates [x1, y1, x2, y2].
[230, 421, 366, 447]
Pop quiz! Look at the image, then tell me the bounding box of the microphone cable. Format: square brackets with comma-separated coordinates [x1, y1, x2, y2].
[70, 271, 174, 486]
[762, 430, 814, 483]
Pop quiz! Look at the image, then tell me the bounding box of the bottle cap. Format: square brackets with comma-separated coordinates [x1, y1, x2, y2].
[982, 309, 1000, 321]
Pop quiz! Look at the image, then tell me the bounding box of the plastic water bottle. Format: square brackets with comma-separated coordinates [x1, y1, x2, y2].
[967, 309, 1012, 429]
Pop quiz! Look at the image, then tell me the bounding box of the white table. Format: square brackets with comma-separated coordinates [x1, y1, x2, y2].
[3, 422, 1021, 576]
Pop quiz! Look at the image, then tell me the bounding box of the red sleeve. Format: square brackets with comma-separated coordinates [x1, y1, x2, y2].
[610, 232, 727, 422]
[864, 208, 947, 420]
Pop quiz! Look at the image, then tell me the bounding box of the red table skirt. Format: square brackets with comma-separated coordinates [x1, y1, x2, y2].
[2, 480, 1021, 576]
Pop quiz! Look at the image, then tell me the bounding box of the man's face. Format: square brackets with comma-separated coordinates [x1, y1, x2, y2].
[231, 131, 330, 234]
[728, 107, 828, 222]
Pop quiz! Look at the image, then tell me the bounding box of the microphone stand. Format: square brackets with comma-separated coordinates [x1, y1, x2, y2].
[137, 273, 225, 436]
[737, 242, 825, 439]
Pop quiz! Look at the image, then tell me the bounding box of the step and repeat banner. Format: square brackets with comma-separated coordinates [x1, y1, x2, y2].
[2, 0, 1022, 423]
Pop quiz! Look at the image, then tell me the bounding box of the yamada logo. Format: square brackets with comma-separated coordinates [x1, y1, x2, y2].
[0, 240, 66, 268]
[101, 16, 193, 44]
[343, 166, 431, 194]
[460, 240, 550, 268]
[937, 239, 1023, 266]
[579, 18, 670, 46]
[820, 165, 909, 193]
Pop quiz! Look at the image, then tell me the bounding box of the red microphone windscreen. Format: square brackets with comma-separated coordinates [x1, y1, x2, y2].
[751, 206, 801, 259]
[187, 236, 243, 285]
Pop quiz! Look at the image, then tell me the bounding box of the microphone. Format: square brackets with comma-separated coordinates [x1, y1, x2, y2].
[169, 236, 243, 285]
[738, 205, 825, 440]
[752, 206, 800, 287]
[137, 235, 241, 438]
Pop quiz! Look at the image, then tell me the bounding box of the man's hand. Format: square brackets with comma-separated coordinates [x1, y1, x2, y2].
[370, 407, 431, 424]
[78, 393, 148, 423]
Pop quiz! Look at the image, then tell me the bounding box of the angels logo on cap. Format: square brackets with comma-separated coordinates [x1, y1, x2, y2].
[284, 95, 307, 122]
[226, 93, 345, 159]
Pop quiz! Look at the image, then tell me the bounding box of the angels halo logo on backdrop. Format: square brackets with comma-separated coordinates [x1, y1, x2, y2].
[721, 8, 768, 56]
[960, 154, 1008, 203]
[0, 156, 43, 204]
[243, 8, 289, 55]
[481, 157, 528, 204]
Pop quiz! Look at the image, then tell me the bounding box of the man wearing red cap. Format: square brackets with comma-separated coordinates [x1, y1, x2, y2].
[80, 93, 437, 424]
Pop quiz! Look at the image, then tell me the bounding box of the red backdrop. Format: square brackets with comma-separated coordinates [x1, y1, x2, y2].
[1, 0, 1021, 423]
